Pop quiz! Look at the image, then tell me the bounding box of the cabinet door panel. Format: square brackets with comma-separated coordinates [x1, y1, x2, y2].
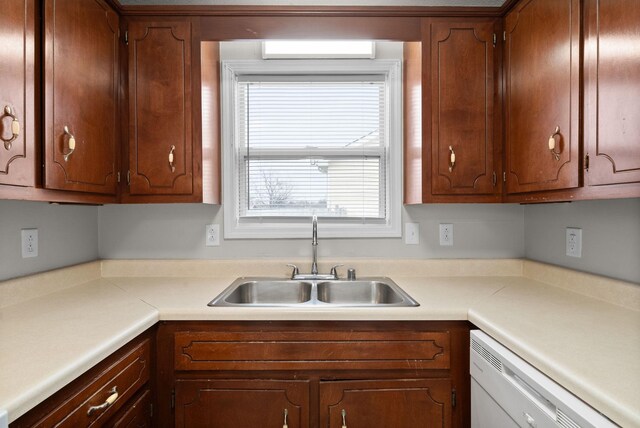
[175, 379, 309, 428]
[320, 379, 451, 428]
[128, 20, 193, 195]
[431, 20, 497, 195]
[44, 0, 119, 194]
[584, 0, 640, 186]
[504, 0, 580, 193]
[0, 0, 35, 187]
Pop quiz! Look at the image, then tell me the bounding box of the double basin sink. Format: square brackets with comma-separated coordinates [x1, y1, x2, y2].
[208, 277, 419, 307]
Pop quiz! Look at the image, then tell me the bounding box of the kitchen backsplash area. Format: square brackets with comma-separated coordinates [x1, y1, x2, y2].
[2, 199, 638, 283]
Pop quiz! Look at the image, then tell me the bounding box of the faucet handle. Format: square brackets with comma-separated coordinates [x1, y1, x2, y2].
[286, 264, 299, 279]
[330, 264, 344, 279]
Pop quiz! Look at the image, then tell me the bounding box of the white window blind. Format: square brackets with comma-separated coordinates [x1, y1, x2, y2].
[235, 76, 387, 221]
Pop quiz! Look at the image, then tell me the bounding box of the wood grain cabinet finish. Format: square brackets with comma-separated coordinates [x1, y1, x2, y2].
[127, 19, 194, 197]
[175, 379, 310, 428]
[0, 0, 35, 188]
[320, 379, 451, 428]
[504, 0, 580, 194]
[429, 19, 500, 198]
[584, 0, 640, 187]
[106, 389, 152, 428]
[43, 0, 119, 195]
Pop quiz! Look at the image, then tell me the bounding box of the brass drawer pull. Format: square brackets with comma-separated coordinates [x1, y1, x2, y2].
[548, 126, 561, 161]
[448, 145, 456, 172]
[87, 386, 118, 416]
[169, 145, 176, 172]
[63, 125, 76, 162]
[341, 409, 347, 428]
[283, 408, 289, 428]
[1, 105, 20, 150]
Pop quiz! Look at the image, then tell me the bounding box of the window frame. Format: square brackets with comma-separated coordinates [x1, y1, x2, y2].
[221, 59, 402, 239]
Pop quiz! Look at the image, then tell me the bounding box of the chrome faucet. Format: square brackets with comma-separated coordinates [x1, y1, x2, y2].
[286, 216, 343, 280]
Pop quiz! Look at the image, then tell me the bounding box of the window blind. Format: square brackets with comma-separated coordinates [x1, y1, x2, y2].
[235, 77, 387, 220]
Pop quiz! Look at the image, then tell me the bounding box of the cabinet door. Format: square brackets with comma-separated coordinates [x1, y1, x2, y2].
[0, 0, 35, 187]
[128, 20, 193, 196]
[43, 0, 119, 194]
[584, 0, 640, 186]
[430, 20, 498, 196]
[320, 379, 452, 428]
[107, 389, 152, 428]
[175, 379, 310, 428]
[504, 0, 580, 194]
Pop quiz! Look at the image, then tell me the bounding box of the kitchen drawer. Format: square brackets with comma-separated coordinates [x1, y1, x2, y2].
[106, 389, 151, 428]
[174, 330, 450, 371]
[13, 338, 150, 427]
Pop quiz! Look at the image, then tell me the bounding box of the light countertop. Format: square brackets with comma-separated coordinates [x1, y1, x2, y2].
[0, 259, 638, 427]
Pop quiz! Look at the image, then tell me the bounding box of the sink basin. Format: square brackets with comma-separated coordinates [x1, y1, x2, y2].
[208, 277, 418, 307]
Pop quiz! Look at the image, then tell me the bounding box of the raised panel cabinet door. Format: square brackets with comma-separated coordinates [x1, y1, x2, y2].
[174, 379, 310, 428]
[0, 0, 35, 187]
[128, 20, 193, 196]
[584, 0, 640, 186]
[504, 0, 580, 193]
[431, 20, 498, 196]
[320, 379, 452, 428]
[44, 0, 119, 194]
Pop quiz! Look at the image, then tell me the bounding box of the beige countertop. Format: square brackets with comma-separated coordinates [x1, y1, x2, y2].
[0, 259, 638, 427]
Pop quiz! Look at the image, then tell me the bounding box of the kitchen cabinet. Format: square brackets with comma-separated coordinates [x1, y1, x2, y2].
[320, 379, 451, 427]
[158, 321, 469, 428]
[404, 18, 501, 203]
[43, 0, 120, 195]
[583, 0, 640, 188]
[0, 0, 35, 188]
[503, 0, 580, 195]
[10, 331, 153, 428]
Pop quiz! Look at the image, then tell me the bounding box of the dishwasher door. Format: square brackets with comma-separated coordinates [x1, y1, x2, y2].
[470, 330, 618, 428]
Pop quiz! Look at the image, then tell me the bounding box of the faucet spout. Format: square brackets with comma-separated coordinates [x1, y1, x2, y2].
[311, 216, 318, 275]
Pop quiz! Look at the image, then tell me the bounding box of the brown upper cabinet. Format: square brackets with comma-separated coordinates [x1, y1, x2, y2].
[43, 0, 120, 195]
[405, 18, 502, 204]
[583, 0, 640, 187]
[0, 0, 35, 188]
[504, 0, 581, 195]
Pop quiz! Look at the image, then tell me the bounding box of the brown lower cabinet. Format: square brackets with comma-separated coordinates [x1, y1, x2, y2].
[160, 321, 470, 428]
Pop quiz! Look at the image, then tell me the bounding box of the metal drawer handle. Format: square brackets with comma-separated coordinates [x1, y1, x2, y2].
[448, 145, 456, 172]
[283, 408, 289, 428]
[63, 125, 76, 162]
[1, 105, 20, 150]
[169, 145, 176, 172]
[87, 386, 118, 416]
[341, 409, 347, 428]
[548, 126, 561, 161]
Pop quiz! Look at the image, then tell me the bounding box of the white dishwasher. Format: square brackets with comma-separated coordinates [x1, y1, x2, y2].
[470, 330, 618, 428]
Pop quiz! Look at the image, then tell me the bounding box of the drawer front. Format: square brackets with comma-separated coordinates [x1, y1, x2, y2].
[175, 331, 450, 371]
[107, 389, 151, 428]
[35, 339, 150, 427]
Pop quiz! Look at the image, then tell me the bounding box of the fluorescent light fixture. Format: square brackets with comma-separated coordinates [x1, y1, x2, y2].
[262, 40, 375, 59]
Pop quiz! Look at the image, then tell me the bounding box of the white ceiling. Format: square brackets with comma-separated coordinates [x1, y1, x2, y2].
[118, 0, 505, 7]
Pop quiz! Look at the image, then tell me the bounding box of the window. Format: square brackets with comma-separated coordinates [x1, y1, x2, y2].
[222, 59, 401, 239]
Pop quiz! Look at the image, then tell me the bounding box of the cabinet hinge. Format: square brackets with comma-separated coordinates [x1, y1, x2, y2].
[452, 389, 457, 408]
[127, 170, 131, 185]
[492, 33, 497, 48]
[492, 171, 497, 186]
[503, 31, 506, 41]
[124, 30, 128, 45]
[117, 171, 121, 183]
[584, 153, 590, 171]
[503, 171, 507, 183]
[171, 389, 175, 409]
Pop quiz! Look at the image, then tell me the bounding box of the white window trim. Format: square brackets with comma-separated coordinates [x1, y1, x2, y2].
[221, 59, 402, 239]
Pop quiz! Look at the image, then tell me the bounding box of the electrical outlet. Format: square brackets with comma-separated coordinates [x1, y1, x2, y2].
[21, 228, 38, 258]
[206, 224, 220, 246]
[566, 227, 582, 258]
[404, 223, 419, 245]
[439, 223, 453, 246]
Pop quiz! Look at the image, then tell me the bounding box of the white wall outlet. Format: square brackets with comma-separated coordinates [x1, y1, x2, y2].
[404, 223, 419, 245]
[566, 227, 582, 258]
[206, 224, 220, 246]
[439, 223, 453, 246]
[21, 228, 38, 258]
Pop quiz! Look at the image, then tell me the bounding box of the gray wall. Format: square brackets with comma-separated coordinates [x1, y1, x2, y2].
[0, 200, 99, 281]
[98, 204, 525, 260]
[524, 199, 640, 284]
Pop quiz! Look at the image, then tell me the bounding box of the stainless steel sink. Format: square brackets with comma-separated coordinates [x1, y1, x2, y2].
[208, 277, 418, 307]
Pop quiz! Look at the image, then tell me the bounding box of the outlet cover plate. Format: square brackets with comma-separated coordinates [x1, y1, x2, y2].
[566, 227, 582, 258]
[206, 224, 220, 246]
[404, 223, 419, 245]
[439, 223, 453, 246]
[21, 228, 38, 258]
